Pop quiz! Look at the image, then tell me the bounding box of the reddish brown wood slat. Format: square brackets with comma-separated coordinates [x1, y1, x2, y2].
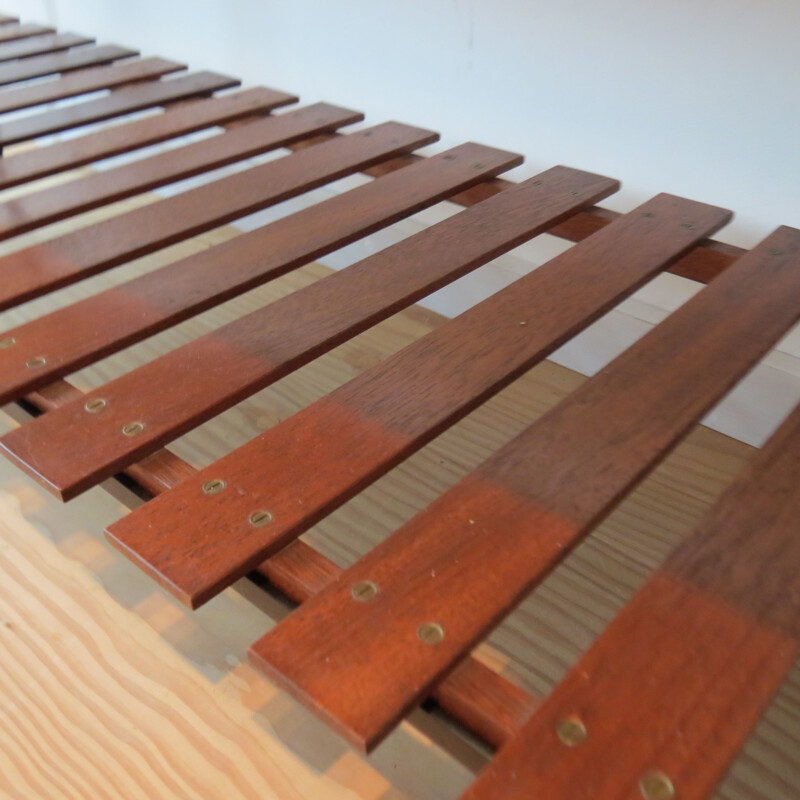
[0, 43, 137, 86]
[0, 23, 54, 43]
[0, 101, 363, 240]
[460, 399, 800, 800]
[0, 104, 374, 311]
[0, 70, 240, 147]
[248, 226, 800, 751]
[0, 86, 295, 190]
[0, 56, 185, 115]
[0, 32, 94, 63]
[0, 140, 525, 416]
[100, 194, 730, 609]
[9, 166, 620, 496]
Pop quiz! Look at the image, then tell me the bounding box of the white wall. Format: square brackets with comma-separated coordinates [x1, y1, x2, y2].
[3, 0, 800, 444]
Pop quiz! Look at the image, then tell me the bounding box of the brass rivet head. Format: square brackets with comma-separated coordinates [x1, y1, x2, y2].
[351, 580, 378, 602]
[769, 247, 783, 256]
[680, 222, 695, 230]
[0, 337, 15, 349]
[248, 509, 273, 527]
[417, 622, 444, 645]
[121, 421, 145, 437]
[639, 771, 675, 800]
[84, 398, 107, 413]
[202, 478, 226, 496]
[26, 355, 46, 368]
[556, 716, 588, 747]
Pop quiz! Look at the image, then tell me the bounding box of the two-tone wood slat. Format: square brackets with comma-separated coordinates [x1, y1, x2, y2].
[247, 227, 800, 750]
[99, 193, 731, 607]
[0, 139, 523, 409]
[0, 86, 295, 190]
[0, 32, 94, 62]
[460, 396, 800, 800]
[0, 11, 797, 799]
[0, 42, 137, 86]
[0, 71, 241, 148]
[0, 56, 185, 114]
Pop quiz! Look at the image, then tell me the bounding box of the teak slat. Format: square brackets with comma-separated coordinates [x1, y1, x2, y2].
[101, 193, 731, 608]
[0, 43, 137, 87]
[0, 101, 364, 240]
[0, 23, 54, 43]
[11, 166, 619, 495]
[0, 86, 295, 190]
[0, 140, 525, 416]
[0, 70, 240, 147]
[248, 226, 800, 751]
[460, 398, 800, 800]
[0, 56, 185, 115]
[0, 32, 94, 63]
[0, 103, 371, 311]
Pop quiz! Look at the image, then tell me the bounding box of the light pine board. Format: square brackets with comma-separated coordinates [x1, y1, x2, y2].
[0, 157, 796, 799]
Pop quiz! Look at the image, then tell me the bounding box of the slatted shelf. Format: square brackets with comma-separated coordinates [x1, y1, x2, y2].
[0, 70, 241, 147]
[0, 11, 796, 800]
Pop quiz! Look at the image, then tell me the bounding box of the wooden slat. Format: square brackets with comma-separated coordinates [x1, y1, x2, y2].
[0, 86, 295, 190]
[0, 23, 54, 43]
[0, 103, 368, 311]
[8, 166, 620, 496]
[0, 43, 137, 86]
[0, 139, 525, 418]
[0, 70, 242, 149]
[19, 376, 539, 753]
[0, 32, 94, 63]
[460, 399, 800, 800]
[0, 101, 363, 240]
[247, 226, 800, 751]
[0, 13, 19, 25]
[0, 56, 185, 115]
[99, 193, 731, 609]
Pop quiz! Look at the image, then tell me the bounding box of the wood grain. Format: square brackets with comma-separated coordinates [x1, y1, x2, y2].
[103, 193, 730, 609]
[0, 32, 94, 63]
[0, 140, 524, 414]
[0, 43, 137, 86]
[0, 101, 362, 240]
[248, 227, 800, 750]
[0, 56, 185, 114]
[0, 86, 295, 191]
[0, 70, 240, 148]
[12, 166, 619, 496]
[461, 398, 800, 800]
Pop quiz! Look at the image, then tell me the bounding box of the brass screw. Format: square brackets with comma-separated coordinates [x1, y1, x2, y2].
[639, 771, 675, 800]
[26, 356, 46, 368]
[202, 478, 226, 496]
[680, 222, 695, 230]
[249, 509, 273, 527]
[417, 622, 444, 645]
[351, 580, 378, 602]
[556, 716, 588, 747]
[121, 421, 145, 437]
[0, 337, 15, 349]
[84, 398, 107, 413]
[769, 247, 783, 256]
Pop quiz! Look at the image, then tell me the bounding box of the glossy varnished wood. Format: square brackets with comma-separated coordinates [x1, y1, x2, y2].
[102, 194, 730, 609]
[0, 101, 363, 240]
[0, 86, 295, 191]
[0, 140, 525, 415]
[0, 70, 240, 148]
[0, 56, 185, 114]
[461, 399, 800, 800]
[248, 227, 800, 750]
[0, 32, 94, 63]
[11, 166, 619, 496]
[0, 42, 137, 86]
